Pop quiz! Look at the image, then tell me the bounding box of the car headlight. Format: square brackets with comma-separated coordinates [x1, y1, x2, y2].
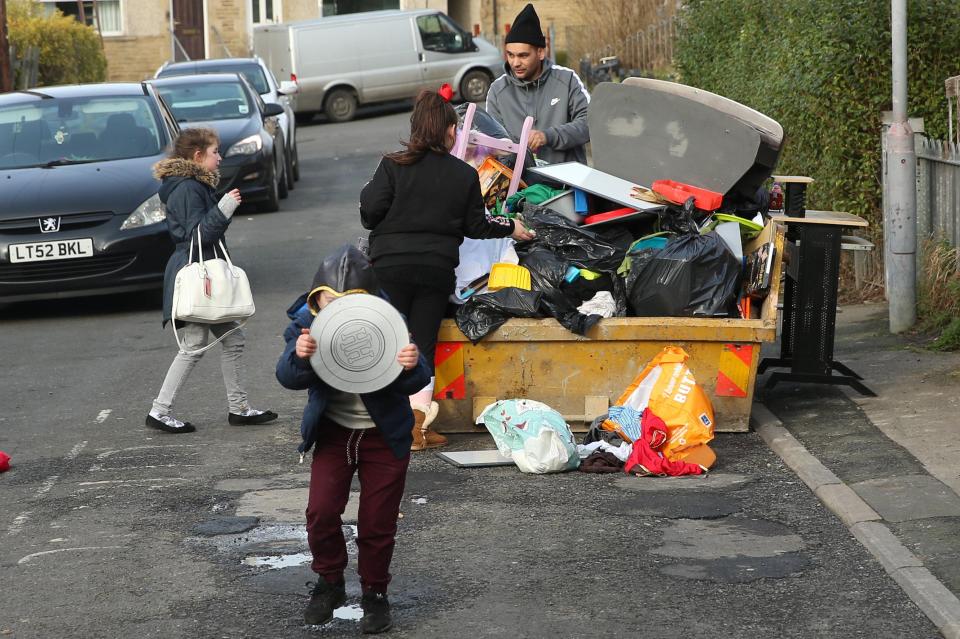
[225, 134, 263, 157]
[121, 193, 166, 230]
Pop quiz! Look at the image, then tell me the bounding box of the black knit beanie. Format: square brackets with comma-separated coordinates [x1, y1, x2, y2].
[504, 3, 546, 48]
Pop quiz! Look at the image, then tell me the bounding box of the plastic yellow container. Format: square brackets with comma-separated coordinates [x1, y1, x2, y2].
[487, 263, 531, 291]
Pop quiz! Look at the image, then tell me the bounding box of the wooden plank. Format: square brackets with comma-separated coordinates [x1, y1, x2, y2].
[770, 210, 869, 227]
[771, 175, 815, 183]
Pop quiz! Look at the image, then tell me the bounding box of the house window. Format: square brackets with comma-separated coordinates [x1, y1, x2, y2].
[38, 1, 123, 36]
[251, 0, 282, 25]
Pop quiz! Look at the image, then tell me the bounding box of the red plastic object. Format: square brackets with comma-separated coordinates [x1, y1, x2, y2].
[582, 207, 642, 226]
[0, 450, 10, 473]
[651, 180, 723, 211]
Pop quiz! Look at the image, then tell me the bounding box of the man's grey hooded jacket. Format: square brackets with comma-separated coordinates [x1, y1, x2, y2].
[485, 59, 591, 165]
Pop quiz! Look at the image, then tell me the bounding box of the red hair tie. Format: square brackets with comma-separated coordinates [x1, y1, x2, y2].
[438, 83, 454, 102]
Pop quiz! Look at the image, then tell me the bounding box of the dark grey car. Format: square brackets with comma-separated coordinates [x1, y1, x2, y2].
[148, 73, 287, 212]
[0, 82, 179, 303]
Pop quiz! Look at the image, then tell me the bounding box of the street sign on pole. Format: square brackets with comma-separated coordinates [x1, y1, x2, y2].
[0, 0, 13, 93]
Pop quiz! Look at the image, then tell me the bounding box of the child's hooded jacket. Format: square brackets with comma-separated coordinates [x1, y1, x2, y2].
[275, 245, 430, 458]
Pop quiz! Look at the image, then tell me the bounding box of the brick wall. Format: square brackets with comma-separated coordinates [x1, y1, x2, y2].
[104, 35, 170, 81]
[479, 0, 585, 55]
[283, 0, 321, 21]
[207, 0, 251, 58]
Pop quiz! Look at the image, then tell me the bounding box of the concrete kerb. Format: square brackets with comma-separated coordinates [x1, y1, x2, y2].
[751, 402, 960, 639]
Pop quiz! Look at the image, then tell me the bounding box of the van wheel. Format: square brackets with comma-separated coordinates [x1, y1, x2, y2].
[324, 89, 357, 123]
[460, 70, 491, 103]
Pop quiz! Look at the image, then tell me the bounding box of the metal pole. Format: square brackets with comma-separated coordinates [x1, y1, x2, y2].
[885, 0, 916, 333]
[0, 0, 11, 93]
[169, 0, 175, 61]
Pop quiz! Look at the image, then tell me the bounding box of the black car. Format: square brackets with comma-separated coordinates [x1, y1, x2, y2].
[148, 73, 287, 212]
[0, 82, 179, 304]
[154, 56, 300, 193]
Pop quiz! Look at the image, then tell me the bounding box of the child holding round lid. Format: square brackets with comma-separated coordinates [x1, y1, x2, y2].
[276, 244, 428, 633]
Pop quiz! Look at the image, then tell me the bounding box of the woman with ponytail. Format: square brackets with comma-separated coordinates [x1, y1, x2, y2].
[360, 87, 534, 451]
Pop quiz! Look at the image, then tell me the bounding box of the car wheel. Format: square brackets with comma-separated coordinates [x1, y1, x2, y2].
[460, 70, 492, 103]
[295, 112, 315, 125]
[278, 156, 289, 200]
[292, 141, 300, 182]
[285, 143, 296, 191]
[324, 89, 357, 123]
[260, 167, 281, 212]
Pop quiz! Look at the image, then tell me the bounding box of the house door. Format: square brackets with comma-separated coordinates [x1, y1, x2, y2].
[173, 0, 205, 61]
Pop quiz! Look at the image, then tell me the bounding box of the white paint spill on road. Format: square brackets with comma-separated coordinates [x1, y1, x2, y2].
[65, 441, 88, 461]
[35, 476, 59, 497]
[304, 604, 364, 629]
[7, 512, 31, 536]
[242, 552, 311, 570]
[89, 464, 199, 472]
[95, 444, 197, 460]
[95, 409, 112, 423]
[334, 604, 363, 621]
[411, 496, 427, 505]
[76, 478, 189, 486]
[18, 546, 124, 565]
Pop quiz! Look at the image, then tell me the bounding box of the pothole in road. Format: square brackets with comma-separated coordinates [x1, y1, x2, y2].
[243, 552, 311, 569]
[188, 522, 307, 552]
[650, 517, 811, 583]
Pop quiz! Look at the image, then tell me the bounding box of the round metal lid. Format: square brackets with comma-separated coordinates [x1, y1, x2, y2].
[309, 294, 408, 394]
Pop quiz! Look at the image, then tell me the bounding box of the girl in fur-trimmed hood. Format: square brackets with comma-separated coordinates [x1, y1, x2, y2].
[146, 127, 277, 434]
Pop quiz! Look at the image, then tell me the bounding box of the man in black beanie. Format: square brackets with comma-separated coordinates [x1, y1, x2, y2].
[486, 3, 590, 165]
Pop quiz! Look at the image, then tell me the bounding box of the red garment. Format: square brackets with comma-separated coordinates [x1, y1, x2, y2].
[624, 409, 704, 477]
[307, 420, 410, 593]
[0, 450, 9, 473]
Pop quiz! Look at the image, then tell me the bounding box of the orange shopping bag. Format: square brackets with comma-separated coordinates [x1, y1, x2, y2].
[603, 346, 715, 460]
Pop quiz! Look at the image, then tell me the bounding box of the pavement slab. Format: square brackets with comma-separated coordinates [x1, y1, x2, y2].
[851, 474, 960, 522]
[890, 517, 960, 593]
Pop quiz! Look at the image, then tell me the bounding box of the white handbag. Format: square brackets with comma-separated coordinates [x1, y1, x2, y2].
[171, 227, 255, 355]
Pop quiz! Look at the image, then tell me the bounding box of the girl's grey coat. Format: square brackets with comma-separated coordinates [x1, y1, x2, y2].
[153, 158, 230, 326]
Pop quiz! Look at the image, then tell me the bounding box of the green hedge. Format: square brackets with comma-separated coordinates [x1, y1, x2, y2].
[675, 0, 960, 247]
[8, 1, 107, 86]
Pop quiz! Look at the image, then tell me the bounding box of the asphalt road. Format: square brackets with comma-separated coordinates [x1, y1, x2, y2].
[0, 106, 941, 638]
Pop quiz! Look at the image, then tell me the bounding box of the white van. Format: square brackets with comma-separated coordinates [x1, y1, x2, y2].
[253, 10, 504, 123]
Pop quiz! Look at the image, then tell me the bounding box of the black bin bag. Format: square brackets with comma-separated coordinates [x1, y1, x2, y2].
[455, 288, 543, 344]
[521, 205, 626, 273]
[628, 232, 742, 317]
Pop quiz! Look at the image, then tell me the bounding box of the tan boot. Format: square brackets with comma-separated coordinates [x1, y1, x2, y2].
[420, 401, 447, 448]
[410, 403, 447, 451]
[411, 408, 428, 451]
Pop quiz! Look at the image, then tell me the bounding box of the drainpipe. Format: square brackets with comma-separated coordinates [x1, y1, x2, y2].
[885, 0, 916, 333]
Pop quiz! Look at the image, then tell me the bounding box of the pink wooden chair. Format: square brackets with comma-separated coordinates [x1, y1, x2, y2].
[452, 101, 534, 200]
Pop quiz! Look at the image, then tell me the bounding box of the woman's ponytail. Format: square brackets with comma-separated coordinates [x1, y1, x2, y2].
[386, 88, 459, 165]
